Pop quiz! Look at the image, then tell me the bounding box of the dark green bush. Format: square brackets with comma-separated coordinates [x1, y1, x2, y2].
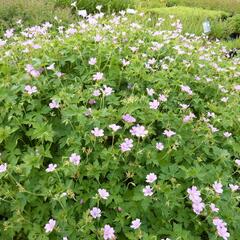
[225, 14, 240, 38]
[166, 0, 177, 7]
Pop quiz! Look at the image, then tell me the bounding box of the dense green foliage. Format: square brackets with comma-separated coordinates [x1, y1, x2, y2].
[0, 11, 240, 240]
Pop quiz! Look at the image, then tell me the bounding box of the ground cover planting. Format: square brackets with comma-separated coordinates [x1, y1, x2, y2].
[0, 8, 240, 240]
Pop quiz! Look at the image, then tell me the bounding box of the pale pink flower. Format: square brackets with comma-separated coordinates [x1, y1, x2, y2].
[109, 124, 121, 132]
[103, 225, 115, 240]
[0, 39, 6, 47]
[120, 138, 133, 152]
[98, 188, 109, 200]
[156, 142, 164, 151]
[181, 85, 193, 95]
[130, 124, 148, 138]
[102, 85, 114, 96]
[91, 128, 104, 137]
[163, 129, 176, 138]
[146, 88, 154, 96]
[69, 153, 81, 165]
[212, 181, 223, 194]
[158, 94, 167, 102]
[187, 186, 205, 215]
[235, 159, 240, 166]
[207, 112, 215, 118]
[223, 132, 232, 138]
[56, 72, 63, 77]
[90, 207, 101, 219]
[234, 85, 240, 91]
[208, 124, 219, 133]
[49, 100, 60, 109]
[146, 173, 157, 183]
[210, 203, 219, 213]
[46, 163, 57, 172]
[25, 64, 40, 78]
[44, 219, 56, 233]
[229, 184, 239, 192]
[122, 114, 136, 123]
[25, 85, 38, 95]
[183, 113, 196, 123]
[122, 59, 130, 66]
[93, 89, 101, 97]
[129, 46, 138, 52]
[143, 185, 153, 196]
[93, 72, 104, 81]
[130, 218, 141, 229]
[149, 99, 160, 109]
[89, 57, 97, 65]
[213, 218, 230, 240]
[4, 29, 14, 38]
[94, 34, 102, 42]
[0, 163, 7, 173]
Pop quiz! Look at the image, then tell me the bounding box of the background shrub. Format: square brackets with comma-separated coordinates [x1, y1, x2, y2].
[55, 0, 134, 13]
[147, 7, 229, 38]
[225, 14, 240, 39]
[165, 0, 240, 14]
[0, 0, 74, 34]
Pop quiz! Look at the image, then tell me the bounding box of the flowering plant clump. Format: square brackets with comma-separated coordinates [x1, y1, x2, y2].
[0, 7, 239, 240]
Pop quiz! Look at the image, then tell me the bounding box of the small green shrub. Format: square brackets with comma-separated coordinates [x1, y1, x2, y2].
[0, 12, 240, 240]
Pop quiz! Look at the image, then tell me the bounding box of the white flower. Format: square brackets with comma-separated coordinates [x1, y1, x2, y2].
[78, 10, 87, 17]
[109, 124, 121, 132]
[89, 57, 97, 65]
